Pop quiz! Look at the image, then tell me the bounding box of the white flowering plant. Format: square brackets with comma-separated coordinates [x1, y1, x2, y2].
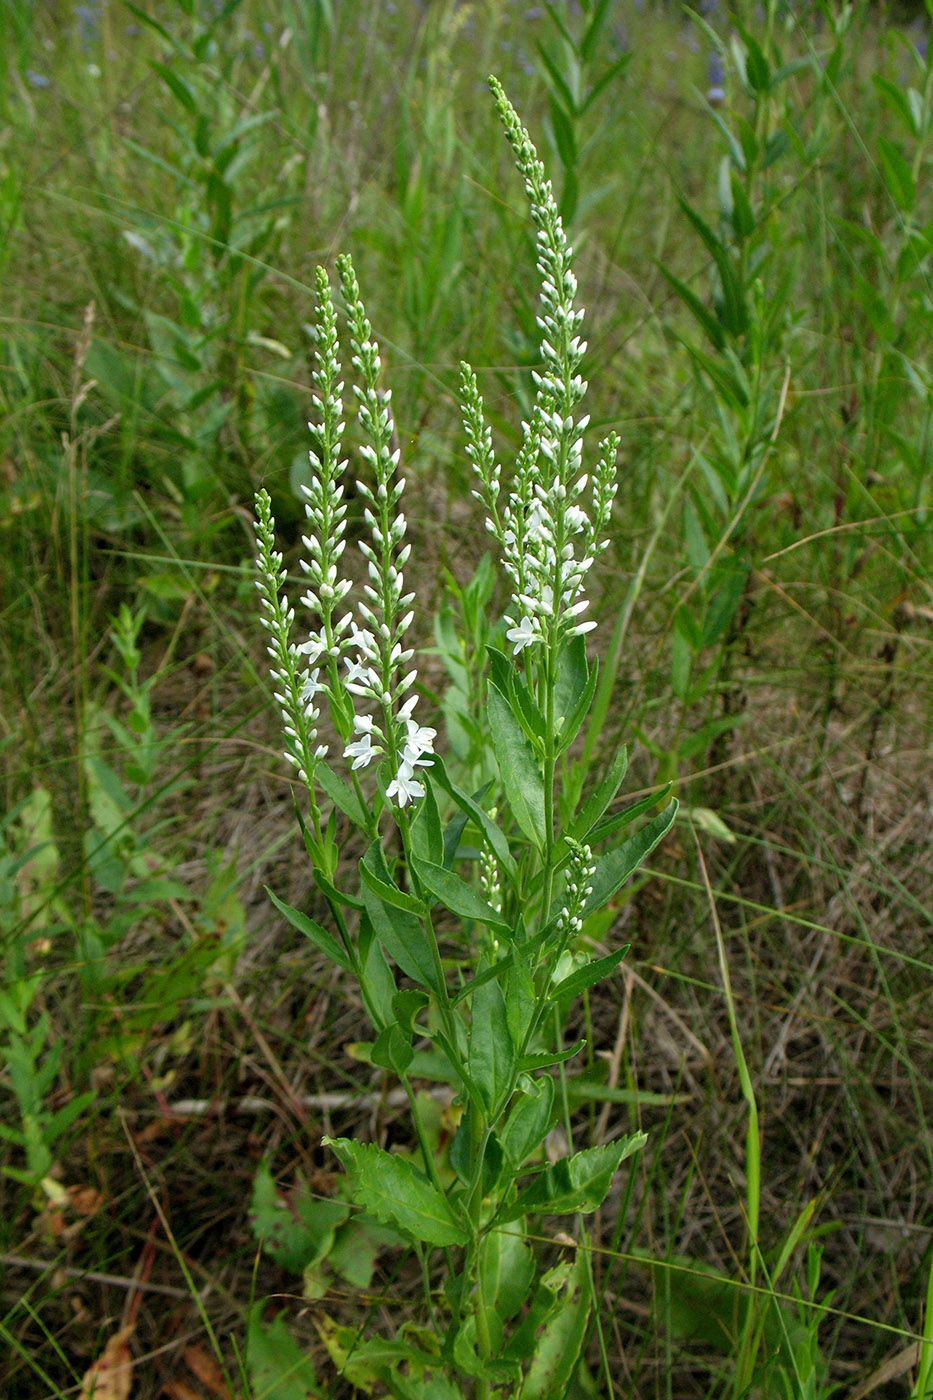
[253, 78, 676, 1400]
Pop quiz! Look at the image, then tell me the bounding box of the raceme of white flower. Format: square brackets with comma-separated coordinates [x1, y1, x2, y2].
[466, 78, 621, 657]
[554, 841, 596, 943]
[253, 257, 436, 810]
[294, 266, 354, 682]
[253, 488, 329, 796]
[335, 253, 437, 806]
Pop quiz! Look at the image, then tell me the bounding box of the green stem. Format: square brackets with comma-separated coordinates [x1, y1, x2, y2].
[695, 832, 760, 1399]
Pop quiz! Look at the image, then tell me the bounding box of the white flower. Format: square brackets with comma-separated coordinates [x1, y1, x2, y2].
[294, 637, 326, 663]
[404, 718, 436, 760]
[344, 655, 381, 693]
[386, 760, 425, 807]
[506, 615, 537, 653]
[344, 731, 378, 769]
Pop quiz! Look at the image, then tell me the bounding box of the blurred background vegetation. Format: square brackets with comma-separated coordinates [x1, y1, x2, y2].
[1, 0, 931, 1395]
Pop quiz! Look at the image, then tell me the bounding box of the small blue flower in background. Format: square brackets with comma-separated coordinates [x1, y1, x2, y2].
[75, 2, 101, 51]
[911, 19, 929, 62]
[707, 50, 726, 105]
[26, 70, 52, 89]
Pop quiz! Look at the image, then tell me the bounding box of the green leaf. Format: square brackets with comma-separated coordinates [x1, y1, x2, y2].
[679, 198, 748, 338]
[450, 1110, 504, 1194]
[312, 868, 364, 912]
[360, 842, 426, 916]
[316, 761, 370, 830]
[411, 855, 511, 934]
[584, 801, 677, 915]
[359, 912, 399, 1028]
[735, 23, 770, 92]
[265, 888, 351, 970]
[250, 1159, 349, 1273]
[411, 775, 444, 866]
[505, 950, 536, 1052]
[480, 1221, 536, 1322]
[426, 755, 518, 884]
[549, 946, 630, 1005]
[150, 60, 198, 114]
[505, 1134, 646, 1222]
[360, 879, 439, 998]
[468, 973, 515, 1114]
[520, 1039, 586, 1072]
[569, 744, 628, 841]
[868, 76, 918, 139]
[371, 1023, 414, 1077]
[520, 1257, 591, 1400]
[322, 1136, 468, 1246]
[554, 638, 597, 754]
[247, 1303, 323, 1400]
[878, 137, 916, 213]
[487, 682, 547, 851]
[326, 1216, 400, 1291]
[44, 1091, 96, 1147]
[488, 645, 545, 745]
[500, 1075, 554, 1167]
[657, 264, 726, 352]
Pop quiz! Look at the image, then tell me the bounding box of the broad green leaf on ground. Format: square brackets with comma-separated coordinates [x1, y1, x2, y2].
[247, 1304, 323, 1400]
[250, 1158, 349, 1273]
[322, 1136, 468, 1246]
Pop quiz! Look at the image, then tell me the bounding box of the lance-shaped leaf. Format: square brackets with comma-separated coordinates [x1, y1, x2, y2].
[316, 760, 370, 831]
[410, 775, 444, 866]
[322, 1136, 468, 1246]
[500, 1074, 554, 1167]
[584, 800, 677, 916]
[519, 1039, 586, 1072]
[265, 888, 351, 970]
[411, 854, 511, 935]
[520, 1256, 591, 1400]
[568, 744, 629, 842]
[479, 1221, 535, 1323]
[499, 1133, 646, 1222]
[487, 682, 547, 851]
[548, 945, 630, 1006]
[468, 973, 515, 1115]
[360, 842, 426, 916]
[360, 846, 440, 996]
[426, 754, 518, 886]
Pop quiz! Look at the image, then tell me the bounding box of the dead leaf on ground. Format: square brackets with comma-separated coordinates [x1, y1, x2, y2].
[182, 1344, 235, 1398]
[161, 1384, 204, 1400]
[67, 1185, 105, 1215]
[79, 1325, 134, 1400]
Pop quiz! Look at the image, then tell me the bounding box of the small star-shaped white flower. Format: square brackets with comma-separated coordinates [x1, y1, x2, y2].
[386, 760, 425, 807]
[506, 615, 537, 653]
